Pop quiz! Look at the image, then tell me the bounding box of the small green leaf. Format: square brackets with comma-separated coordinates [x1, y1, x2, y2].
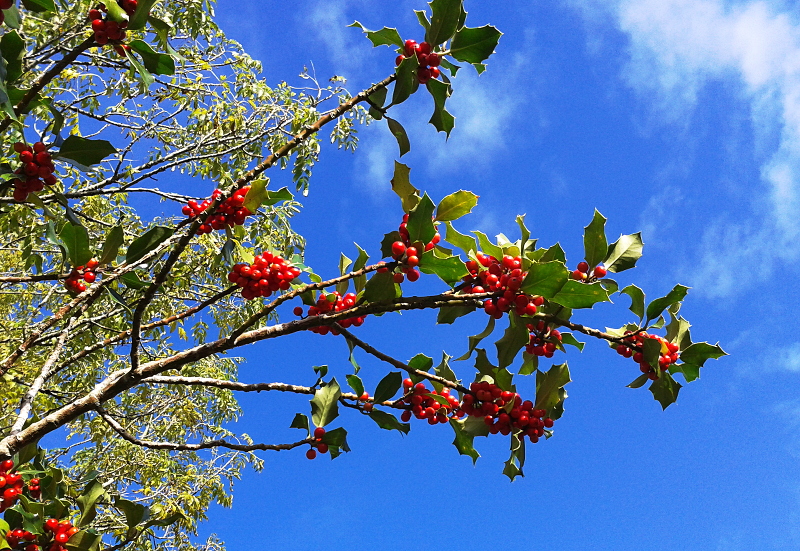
[517, 214, 531, 253]
[439, 57, 461, 76]
[406, 193, 436, 245]
[456, 316, 495, 361]
[76, 480, 107, 527]
[551, 281, 610, 309]
[449, 24, 502, 64]
[128, 40, 175, 75]
[437, 303, 475, 324]
[390, 161, 420, 212]
[65, 531, 101, 551]
[472, 230, 503, 260]
[114, 498, 149, 529]
[385, 116, 410, 156]
[99, 226, 124, 266]
[348, 21, 404, 48]
[1, 31, 24, 83]
[59, 223, 91, 267]
[560, 332, 585, 351]
[669, 363, 701, 383]
[380, 231, 403, 258]
[21, 0, 55, 13]
[125, 226, 173, 264]
[289, 413, 310, 436]
[2, 6, 21, 29]
[495, 313, 529, 368]
[103, 0, 128, 22]
[535, 362, 571, 416]
[679, 342, 726, 367]
[320, 427, 350, 459]
[645, 285, 690, 324]
[621, 284, 645, 321]
[583, 209, 608, 268]
[419, 250, 468, 285]
[243, 181, 293, 212]
[426, 78, 455, 136]
[540, 243, 566, 263]
[627, 374, 649, 389]
[605, 232, 644, 273]
[311, 379, 341, 428]
[415, 9, 430, 30]
[518, 351, 538, 375]
[649, 372, 682, 410]
[450, 419, 480, 464]
[362, 271, 398, 303]
[123, 47, 154, 88]
[373, 371, 403, 403]
[127, 0, 157, 30]
[519, 261, 569, 298]
[346, 374, 364, 398]
[426, 0, 463, 45]
[369, 410, 410, 434]
[665, 313, 692, 351]
[434, 352, 459, 389]
[435, 190, 478, 221]
[119, 271, 148, 290]
[366, 87, 387, 119]
[443, 221, 475, 254]
[642, 337, 661, 368]
[461, 414, 490, 437]
[55, 136, 117, 169]
[392, 55, 420, 106]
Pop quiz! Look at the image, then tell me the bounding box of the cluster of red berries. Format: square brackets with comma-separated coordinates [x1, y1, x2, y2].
[227, 252, 300, 301]
[182, 187, 252, 235]
[64, 258, 100, 294]
[398, 379, 463, 425]
[462, 381, 552, 442]
[0, 460, 39, 513]
[10, 142, 58, 203]
[0, 0, 14, 26]
[526, 320, 562, 358]
[462, 252, 545, 319]
[381, 214, 441, 283]
[615, 331, 680, 380]
[306, 427, 329, 459]
[4, 529, 38, 551]
[396, 40, 441, 84]
[43, 519, 79, 551]
[294, 292, 366, 335]
[88, 2, 135, 54]
[570, 261, 607, 281]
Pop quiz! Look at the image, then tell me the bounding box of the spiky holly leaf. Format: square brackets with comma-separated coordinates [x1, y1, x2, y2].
[583, 209, 608, 268]
[472, 230, 504, 260]
[620, 284, 645, 321]
[369, 410, 410, 434]
[649, 372, 681, 409]
[551, 280, 610, 309]
[311, 379, 341, 428]
[435, 190, 478, 221]
[425, 0, 463, 45]
[449, 24, 502, 64]
[443, 221, 475, 254]
[534, 362, 570, 416]
[362, 271, 398, 303]
[406, 193, 436, 245]
[519, 261, 569, 298]
[450, 419, 480, 463]
[437, 303, 475, 324]
[605, 232, 644, 273]
[679, 342, 726, 366]
[392, 54, 420, 106]
[426, 78, 455, 136]
[495, 313, 529, 368]
[348, 21, 403, 48]
[645, 285, 690, 325]
[419, 250, 468, 285]
[390, 161, 420, 213]
[456, 316, 495, 361]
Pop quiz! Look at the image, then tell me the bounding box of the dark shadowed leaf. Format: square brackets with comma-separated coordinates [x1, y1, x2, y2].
[385, 116, 410, 156]
[362, 271, 398, 303]
[426, 78, 455, 136]
[535, 362, 570, 415]
[456, 316, 495, 360]
[495, 313, 529, 368]
[55, 136, 117, 169]
[437, 303, 475, 324]
[645, 285, 689, 324]
[406, 193, 436, 245]
[99, 226, 124, 265]
[373, 371, 403, 403]
[346, 374, 364, 397]
[21, 0, 55, 13]
[392, 54, 420, 106]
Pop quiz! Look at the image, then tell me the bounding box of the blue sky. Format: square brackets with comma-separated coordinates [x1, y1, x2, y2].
[192, 1, 800, 549]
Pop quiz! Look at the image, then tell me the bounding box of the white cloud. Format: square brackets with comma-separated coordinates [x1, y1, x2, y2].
[569, 0, 800, 297]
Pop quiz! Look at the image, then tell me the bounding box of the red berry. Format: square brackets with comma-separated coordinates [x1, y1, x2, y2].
[570, 269, 586, 281]
[395, 55, 404, 66]
[429, 66, 440, 79]
[293, 306, 303, 316]
[427, 53, 440, 67]
[391, 241, 406, 257]
[593, 266, 607, 278]
[418, 41, 431, 55]
[417, 67, 431, 84]
[359, 392, 370, 401]
[313, 427, 325, 440]
[1, 460, 13, 472]
[13, 142, 26, 153]
[317, 443, 329, 454]
[306, 449, 316, 460]
[406, 269, 420, 282]
[577, 261, 589, 273]
[363, 402, 374, 412]
[403, 39, 417, 57]
[83, 272, 96, 283]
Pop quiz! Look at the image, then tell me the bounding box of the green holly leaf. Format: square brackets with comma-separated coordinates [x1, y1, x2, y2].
[244, 184, 292, 213]
[665, 313, 692, 351]
[516, 214, 531, 253]
[627, 374, 649, 389]
[540, 242, 566, 263]
[605, 232, 644, 273]
[1, 31, 24, 83]
[415, 9, 430, 31]
[461, 414, 491, 437]
[518, 351, 538, 375]
[310, 379, 341, 428]
[495, 313, 529, 369]
[443, 221, 475, 254]
[1, 6, 21, 30]
[472, 230, 504, 260]
[406, 193, 436, 245]
[127, 0, 157, 30]
[320, 427, 350, 459]
[419, 250, 468, 285]
[437, 303, 475, 324]
[551, 281, 610, 309]
[59, 222, 91, 267]
[439, 57, 461, 77]
[362, 271, 398, 303]
[392, 55, 420, 106]
[535, 362, 570, 416]
[345, 374, 364, 398]
[560, 332, 585, 351]
[679, 342, 726, 367]
[76, 480, 108, 527]
[373, 371, 403, 403]
[503, 434, 525, 481]
[620, 284, 645, 321]
[390, 161, 420, 212]
[669, 363, 701, 383]
[434, 352, 459, 389]
[114, 498, 149, 529]
[21, 0, 55, 13]
[348, 22, 404, 48]
[426, 78, 455, 136]
[642, 337, 661, 368]
[425, 0, 463, 45]
[408, 353, 434, 383]
[119, 271, 148, 290]
[456, 316, 495, 361]
[366, 86, 388, 120]
[125, 226, 173, 265]
[65, 531, 101, 551]
[55, 136, 117, 169]
[123, 47, 154, 89]
[449, 24, 502, 64]
[450, 419, 480, 464]
[380, 231, 403, 259]
[435, 190, 478, 222]
[99, 225, 124, 266]
[289, 413, 310, 437]
[369, 410, 410, 434]
[649, 372, 682, 409]
[128, 40, 175, 75]
[519, 261, 569, 298]
[645, 285, 689, 324]
[583, 209, 608, 268]
[385, 116, 410, 156]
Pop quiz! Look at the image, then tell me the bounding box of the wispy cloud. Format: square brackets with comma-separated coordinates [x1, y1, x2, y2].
[569, 0, 800, 297]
